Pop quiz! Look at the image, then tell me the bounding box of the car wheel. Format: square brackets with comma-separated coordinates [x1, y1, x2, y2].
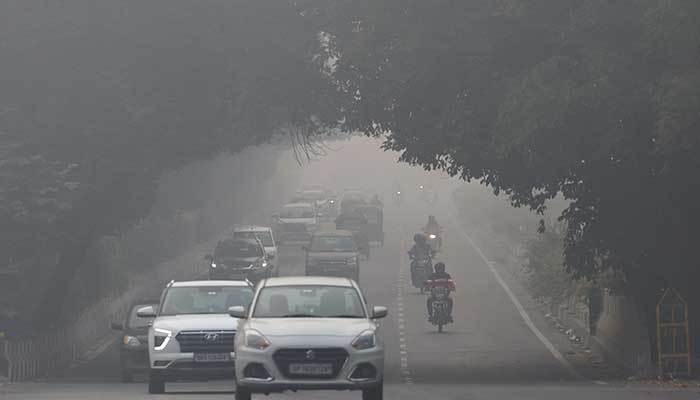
[362, 380, 383, 400]
[235, 386, 252, 400]
[148, 370, 165, 394]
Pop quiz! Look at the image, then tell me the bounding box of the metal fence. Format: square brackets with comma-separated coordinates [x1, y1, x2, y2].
[1, 238, 215, 382]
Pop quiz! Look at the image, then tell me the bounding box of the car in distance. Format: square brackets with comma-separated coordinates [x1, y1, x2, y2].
[205, 237, 273, 283]
[231, 276, 387, 400]
[232, 226, 278, 276]
[138, 280, 254, 394]
[273, 202, 319, 244]
[304, 230, 360, 282]
[111, 301, 159, 382]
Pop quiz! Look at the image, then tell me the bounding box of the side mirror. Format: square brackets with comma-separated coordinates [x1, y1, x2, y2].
[371, 306, 388, 319]
[136, 305, 157, 318]
[228, 305, 247, 319]
[111, 323, 124, 331]
[204, 254, 213, 262]
[301, 245, 308, 251]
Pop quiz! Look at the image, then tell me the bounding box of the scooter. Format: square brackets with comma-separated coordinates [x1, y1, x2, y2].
[426, 278, 456, 332]
[409, 253, 433, 294]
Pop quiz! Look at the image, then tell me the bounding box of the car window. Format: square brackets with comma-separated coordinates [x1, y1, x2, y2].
[310, 236, 356, 252]
[127, 304, 157, 328]
[214, 239, 263, 258]
[280, 206, 315, 219]
[234, 231, 274, 247]
[160, 286, 253, 316]
[253, 285, 365, 318]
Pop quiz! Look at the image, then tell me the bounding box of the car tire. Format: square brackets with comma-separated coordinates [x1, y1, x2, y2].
[235, 386, 252, 400]
[362, 380, 383, 400]
[148, 370, 165, 394]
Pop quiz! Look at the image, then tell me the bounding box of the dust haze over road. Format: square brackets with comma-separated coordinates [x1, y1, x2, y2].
[2, 137, 694, 399]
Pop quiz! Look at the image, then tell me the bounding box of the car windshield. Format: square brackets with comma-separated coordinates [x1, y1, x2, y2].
[280, 206, 315, 219]
[253, 285, 366, 318]
[234, 231, 274, 247]
[214, 239, 263, 258]
[301, 190, 325, 201]
[160, 286, 253, 316]
[310, 235, 356, 252]
[127, 304, 157, 328]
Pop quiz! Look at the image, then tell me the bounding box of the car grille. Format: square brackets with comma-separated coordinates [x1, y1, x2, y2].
[318, 259, 348, 265]
[273, 348, 348, 379]
[175, 330, 235, 353]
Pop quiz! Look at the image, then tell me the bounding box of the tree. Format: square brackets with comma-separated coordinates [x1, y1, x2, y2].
[0, 0, 330, 323]
[318, 0, 700, 306]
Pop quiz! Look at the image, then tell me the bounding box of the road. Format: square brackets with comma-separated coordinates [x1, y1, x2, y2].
[2, 195, 697, 399]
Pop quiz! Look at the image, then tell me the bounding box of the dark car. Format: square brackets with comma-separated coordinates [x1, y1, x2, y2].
[205, 237, 272, 282]
[304, 230, 361, 282]
[111, 301, 159, 382]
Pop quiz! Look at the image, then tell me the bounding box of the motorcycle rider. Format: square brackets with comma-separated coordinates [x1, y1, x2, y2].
[426, 262, 454, 322]
[408, 233, 432, 259]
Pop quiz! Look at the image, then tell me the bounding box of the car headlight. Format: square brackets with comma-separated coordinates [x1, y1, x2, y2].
[211, 263, 217, 268]
[153, 328, 172, 351]
[244, 329, 271, 350]
[123, 335, 141, 348]
[429, 234, 437, 239]
[347, 256, 358, 265]
[351, 330, 377, 350]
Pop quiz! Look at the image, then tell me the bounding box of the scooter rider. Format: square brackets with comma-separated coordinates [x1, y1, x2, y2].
[427, 262, 453, 322]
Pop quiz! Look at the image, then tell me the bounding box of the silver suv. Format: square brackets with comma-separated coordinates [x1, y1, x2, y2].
[137, 280, 254, 394]
[305, 230, 360, 282]
[231, 276, 387, 400]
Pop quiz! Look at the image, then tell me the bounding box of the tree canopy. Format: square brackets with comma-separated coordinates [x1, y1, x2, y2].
[318, 0, 700, 299]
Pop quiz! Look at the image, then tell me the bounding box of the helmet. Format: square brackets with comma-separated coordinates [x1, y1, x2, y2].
[413, 233, 426, 244]
[434, 262, 446, 273]
[429, 215, 436, 222]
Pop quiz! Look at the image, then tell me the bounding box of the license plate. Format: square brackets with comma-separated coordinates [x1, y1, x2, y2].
[289, 363, 333, 375]
[194, 353, 230, 362]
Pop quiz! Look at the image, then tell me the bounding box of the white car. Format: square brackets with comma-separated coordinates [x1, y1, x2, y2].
[233, 226, 278, 276]
[138, 280, 254, 394]
[274, 202, 319, 244]
[231, 276, 387, 400]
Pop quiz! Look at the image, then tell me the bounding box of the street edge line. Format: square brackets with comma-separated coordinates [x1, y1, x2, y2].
[446, 206, 583, 380]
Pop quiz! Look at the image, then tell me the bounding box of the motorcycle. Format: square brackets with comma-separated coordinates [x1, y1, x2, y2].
[409, 253, 433, 293]
[425, 278, 456, 332]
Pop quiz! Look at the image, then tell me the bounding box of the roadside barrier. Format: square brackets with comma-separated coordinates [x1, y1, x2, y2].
[1, 239, 214, 382]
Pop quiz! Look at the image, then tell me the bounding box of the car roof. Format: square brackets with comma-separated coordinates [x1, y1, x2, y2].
[171, 280, 252, 288]
[233, 225, 272, 232]
[312, 229, 354, 237]
[262, 276, 354, 288]
[283, 202, 313, 208]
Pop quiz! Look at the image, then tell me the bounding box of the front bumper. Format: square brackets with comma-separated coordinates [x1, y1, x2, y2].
[209, 268, 268, 281]
[149, 351, 236, 381]
[235, 345, 383, 393]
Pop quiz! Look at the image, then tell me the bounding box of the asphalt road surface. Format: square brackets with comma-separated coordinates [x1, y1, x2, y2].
[2, 195, 697, 399]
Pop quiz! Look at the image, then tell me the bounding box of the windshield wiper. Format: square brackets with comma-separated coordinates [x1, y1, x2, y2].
[278, 313, 315, 318]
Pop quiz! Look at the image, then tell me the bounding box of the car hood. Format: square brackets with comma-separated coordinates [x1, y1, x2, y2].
[248, 318, 371, 338]
[307, 252, 357, 260]
[153, 314, 238, 333]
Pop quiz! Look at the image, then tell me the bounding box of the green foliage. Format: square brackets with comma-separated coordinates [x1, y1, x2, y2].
[317, 0, 700, 300]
